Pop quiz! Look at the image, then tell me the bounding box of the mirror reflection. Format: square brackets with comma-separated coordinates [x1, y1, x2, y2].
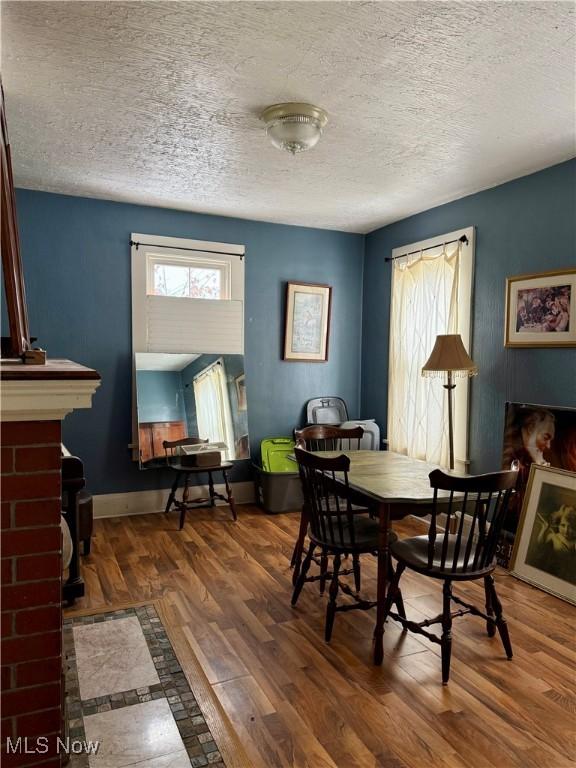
[135, 353, 249, 468]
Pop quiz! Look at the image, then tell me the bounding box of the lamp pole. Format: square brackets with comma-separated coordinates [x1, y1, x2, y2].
[443, 370, 456, 471]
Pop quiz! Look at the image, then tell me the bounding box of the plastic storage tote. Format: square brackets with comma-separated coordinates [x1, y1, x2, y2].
[339, 419, 381, 450]
[254, 437, 303, 513]
[261, 437, 296, 472]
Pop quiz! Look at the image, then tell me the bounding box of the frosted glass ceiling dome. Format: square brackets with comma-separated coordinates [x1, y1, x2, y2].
[260, 103, 328, 155]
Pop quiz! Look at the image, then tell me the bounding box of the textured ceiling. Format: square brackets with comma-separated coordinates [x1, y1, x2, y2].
[2, 1, 575, 233]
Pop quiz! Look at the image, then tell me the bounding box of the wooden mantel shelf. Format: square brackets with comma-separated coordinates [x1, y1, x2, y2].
[0, 358, 100, 380]
[0, 358, 101, 421]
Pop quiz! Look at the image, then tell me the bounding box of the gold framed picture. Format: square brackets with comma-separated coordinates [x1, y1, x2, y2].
[504, 268, 576, 347]
[510, 464, 576, 605]
[283, 282, 332, 362]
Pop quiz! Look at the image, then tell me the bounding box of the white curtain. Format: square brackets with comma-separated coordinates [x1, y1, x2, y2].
[388, 244, 460, 467]
[193, 361, 235, 460]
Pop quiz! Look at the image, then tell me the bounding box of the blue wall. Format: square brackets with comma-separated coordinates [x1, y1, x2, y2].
[15, 189, 364, 494]
[13, 160, 575, 493]
[362, 159, 576, 474]
[135, 371, 186, 423]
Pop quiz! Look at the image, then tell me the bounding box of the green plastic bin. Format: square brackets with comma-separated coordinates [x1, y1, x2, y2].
[261, 437, 296, 472]
[254, 437, 303, 513]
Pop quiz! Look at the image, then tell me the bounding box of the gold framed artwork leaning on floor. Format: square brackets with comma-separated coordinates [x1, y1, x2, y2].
[510, 464, 576, 604]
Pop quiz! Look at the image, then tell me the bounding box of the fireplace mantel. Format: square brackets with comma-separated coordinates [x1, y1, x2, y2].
[0, 358, 100, 421]
[1, 357, 100, 766]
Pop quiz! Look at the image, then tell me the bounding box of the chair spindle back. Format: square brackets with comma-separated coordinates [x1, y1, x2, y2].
[294, 447, 358, 549]
[427, 468, 518, 574]
[294, 425, 364, 453]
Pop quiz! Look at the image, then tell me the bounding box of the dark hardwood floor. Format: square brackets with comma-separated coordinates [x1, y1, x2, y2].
[67, 505, 576, 768]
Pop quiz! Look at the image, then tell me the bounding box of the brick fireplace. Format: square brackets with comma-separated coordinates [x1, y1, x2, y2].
[1, 361, 99, 767]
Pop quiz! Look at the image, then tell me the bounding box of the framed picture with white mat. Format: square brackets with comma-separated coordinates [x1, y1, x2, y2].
[510, 464, 576, 605]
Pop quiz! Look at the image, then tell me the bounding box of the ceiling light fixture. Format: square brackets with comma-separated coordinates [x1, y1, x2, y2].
[260, 102, 328, 155]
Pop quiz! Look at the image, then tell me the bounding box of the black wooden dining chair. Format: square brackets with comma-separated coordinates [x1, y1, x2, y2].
[291, 425, 367, 592]
[382, 467, 518, 684]
[163, 437, 237, 528]
[291, 448, 405, 641]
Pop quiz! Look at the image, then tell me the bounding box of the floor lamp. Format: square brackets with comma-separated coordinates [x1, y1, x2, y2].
[421, 334, 478, 470]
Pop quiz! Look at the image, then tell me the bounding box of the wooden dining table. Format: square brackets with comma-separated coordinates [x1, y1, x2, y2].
[312, 449, 451, 665]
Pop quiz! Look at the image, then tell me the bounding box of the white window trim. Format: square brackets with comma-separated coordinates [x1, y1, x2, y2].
[389, 226, 475, 470]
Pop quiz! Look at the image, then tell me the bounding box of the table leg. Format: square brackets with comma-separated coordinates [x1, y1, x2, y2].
[373, 501, 390, 665]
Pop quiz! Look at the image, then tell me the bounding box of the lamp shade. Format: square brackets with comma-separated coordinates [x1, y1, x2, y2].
[422, 334, 478, 378]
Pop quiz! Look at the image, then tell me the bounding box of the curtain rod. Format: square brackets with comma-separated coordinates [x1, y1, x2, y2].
[185, 358, 223, 388]
[385, 234, 469, 263]
[130, 240, 244, 260]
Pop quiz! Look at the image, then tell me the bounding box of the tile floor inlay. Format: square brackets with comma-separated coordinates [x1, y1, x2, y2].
[64, 606, 225, 768]
[84, 699, 184, 768]
[74, 616, 160, 700]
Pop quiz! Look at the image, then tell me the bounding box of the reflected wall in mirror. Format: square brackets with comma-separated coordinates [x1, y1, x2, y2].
[135, 352, 250, 468]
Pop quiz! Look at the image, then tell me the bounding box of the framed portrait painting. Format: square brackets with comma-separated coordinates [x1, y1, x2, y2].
[283, 282, 332, 362]
[496, 402, 576, 567]
[505, 268, 576, 347]
[510, 465, 576, 605]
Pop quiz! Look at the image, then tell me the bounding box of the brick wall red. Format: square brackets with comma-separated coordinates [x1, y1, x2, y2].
[1, 421, 63, 767]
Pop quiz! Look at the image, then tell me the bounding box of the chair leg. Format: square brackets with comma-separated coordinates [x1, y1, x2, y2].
[352, 553, 361, 593]
[291, 507, 308, 586]
[83, 537, 91, 556]
[165, 473, 180, 514]
[486, 574, 513, 659]
[441, 580, 453, 685]
[380, 560, 405, 624]
[319, 549, 329, 595]
[208, 472, 216, 507]
[291, 543, 316, 606]
[222, 469, 237, 521]
[325, 553, 342, 642]
[179, 473, 190, 530]
[387, 558, 406, 620]
[484, 575, 496, 637]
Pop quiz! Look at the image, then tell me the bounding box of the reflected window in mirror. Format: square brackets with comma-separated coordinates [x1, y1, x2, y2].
[135, 352, 249, 468]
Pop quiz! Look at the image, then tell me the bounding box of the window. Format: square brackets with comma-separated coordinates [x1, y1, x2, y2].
[387, 227, 474, 471]
[131, 233, 245, 355]
[147, 254, 230, 300]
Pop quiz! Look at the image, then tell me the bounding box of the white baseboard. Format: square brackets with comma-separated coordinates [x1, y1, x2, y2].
[93, 481, 256, 519]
